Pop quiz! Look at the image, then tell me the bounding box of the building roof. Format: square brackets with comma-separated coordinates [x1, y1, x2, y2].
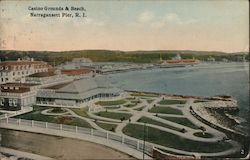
[0, 60, 48, 66]
[37, 78, 122, 100]
[28, 71, 55, 78]
[1, 83, 38, 87]
[61, 68, 94, 76]
[44, 82, 72, 90]
[0, 83, 38, 93]
[56, 78, 98, 93]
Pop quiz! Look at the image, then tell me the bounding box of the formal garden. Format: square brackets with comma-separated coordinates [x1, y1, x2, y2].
[11, 93, 238, 156]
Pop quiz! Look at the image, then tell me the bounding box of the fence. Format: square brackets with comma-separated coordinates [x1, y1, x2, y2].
[0, 117, 153, 156]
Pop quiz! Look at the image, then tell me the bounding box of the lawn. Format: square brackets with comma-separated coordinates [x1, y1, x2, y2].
[96, 121, 117, 132]
[126, 97, 136, 100]
[123, 124, 233, 153]
[137, 117, 184, 133]
[70, 108, 89, 117]
[158, 116, 199, 129]
[15, 106, 92, 128]
[15, 106, 54, 122]
[95, 111, 132, 120]
[193, 99, 210, 103]
[95, 100, 126, 106]
[124, 103, 137, 108]
[149, 106, 183, 115]
[131, 100, 141, 104]
[56, 116, 92, 128]
[130, 93, 158, 97]
[147, 99, 154, 104]
[134, 106, 146, 111]
[48, 108, 67, 113]
[105, 106, 121, 110]
[158, 99, 186, 105]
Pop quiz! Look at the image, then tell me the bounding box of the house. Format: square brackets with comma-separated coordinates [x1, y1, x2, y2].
[0, 83, 38, 111]
[0, 58, 52, 84]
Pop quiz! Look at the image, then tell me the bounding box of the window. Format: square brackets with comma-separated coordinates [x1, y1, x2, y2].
[0, 98, 4, 106]
[9, 99, 13, 106]
[13, 99, 17, 107]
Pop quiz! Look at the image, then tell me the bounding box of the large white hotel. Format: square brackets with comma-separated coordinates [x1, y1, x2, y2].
[0, 58, 51, 84]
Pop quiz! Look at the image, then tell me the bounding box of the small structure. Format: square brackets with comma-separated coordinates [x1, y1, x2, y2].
[222, 58, 229, 63]
[0, 83, 38, 111]
[207, 56, 216, 62]
[36, 78, 122, 107]
[61, 67, 95, 78]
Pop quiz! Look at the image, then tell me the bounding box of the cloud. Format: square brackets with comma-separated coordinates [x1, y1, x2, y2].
[138, 11, 154, 23]
[151, 13, 196, 28]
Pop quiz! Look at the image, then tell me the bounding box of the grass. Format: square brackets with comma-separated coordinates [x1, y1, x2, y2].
[147, 99, 154, 104]
[130, 93, 158, 97]
[158, 99, 186, 105]
[96, 121, 117, 132]
[105, 106, 120, 110]
[15, 106, 55, 122]
[134, 106, 146, 111]
[131, 100, 141, 104]
[70, 108, 89, 117]
[123, 124, 233, 153]
[15, 106, 92, 128]
[194, 100, 209, 103]
[158, 116, 199, 129]
[95, 111, 132, 120]
[126, 97, 136, 100]
[119, 109, 129, 111]
[48, 108, 67, 113]
[55, 116, 92, 128]
[149, 106, 183, 115]
[193, 132, 214, 138]
[138, 117, 184, 133]
[124, 103, 137, 108]
[95, 100, 126, 106]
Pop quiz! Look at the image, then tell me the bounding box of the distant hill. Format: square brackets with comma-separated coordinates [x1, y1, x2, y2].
[0, 50, 248, 65]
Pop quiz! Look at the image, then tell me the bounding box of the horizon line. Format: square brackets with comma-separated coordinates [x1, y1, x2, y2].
[0, 49, 249, 54]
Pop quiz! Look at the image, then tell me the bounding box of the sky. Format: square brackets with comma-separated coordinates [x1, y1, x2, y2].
[0, 0, 249, 53]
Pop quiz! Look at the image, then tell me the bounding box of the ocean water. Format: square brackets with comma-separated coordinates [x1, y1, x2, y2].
[97, 62, 249, 133]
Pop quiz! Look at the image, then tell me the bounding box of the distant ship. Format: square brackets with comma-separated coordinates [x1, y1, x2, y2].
[157, 54, 198, 68]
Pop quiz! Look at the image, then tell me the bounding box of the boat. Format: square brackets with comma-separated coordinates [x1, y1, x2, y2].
[157, 54, 198, 68]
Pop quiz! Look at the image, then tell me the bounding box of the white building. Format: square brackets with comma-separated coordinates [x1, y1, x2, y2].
[36, 78, 122, 107]
[0, 58, 52, 84]
[0, 83, 38, 111]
